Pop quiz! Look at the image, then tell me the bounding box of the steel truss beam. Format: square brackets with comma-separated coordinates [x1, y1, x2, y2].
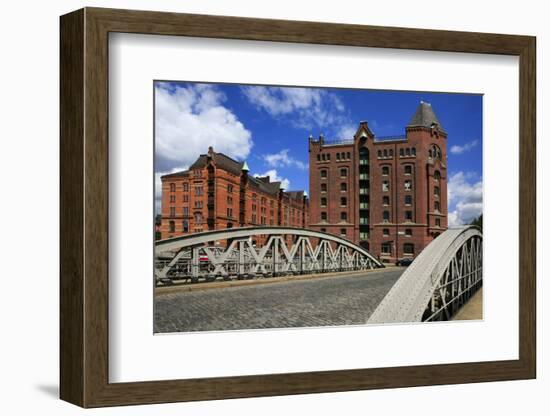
[154, 226, 383, 284]
[367, 226, 483, 324]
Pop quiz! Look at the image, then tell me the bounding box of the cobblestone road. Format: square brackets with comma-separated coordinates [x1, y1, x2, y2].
[154, 268, 404, 333]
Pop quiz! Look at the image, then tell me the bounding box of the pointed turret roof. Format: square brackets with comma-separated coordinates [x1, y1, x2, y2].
[407, 101, 445, 132]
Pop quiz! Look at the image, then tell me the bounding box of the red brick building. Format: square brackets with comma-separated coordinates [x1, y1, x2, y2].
[308, 102, 448, 263]
[160, 147, 309, 242]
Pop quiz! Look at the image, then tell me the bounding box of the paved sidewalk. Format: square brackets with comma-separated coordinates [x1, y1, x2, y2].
[452, 289, 483, 321]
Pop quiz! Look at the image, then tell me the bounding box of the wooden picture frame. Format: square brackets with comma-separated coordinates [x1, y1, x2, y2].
[60, 7, 536, 408]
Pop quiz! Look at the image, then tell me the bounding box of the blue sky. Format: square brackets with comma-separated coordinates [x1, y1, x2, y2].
[154, 81, 482, 225]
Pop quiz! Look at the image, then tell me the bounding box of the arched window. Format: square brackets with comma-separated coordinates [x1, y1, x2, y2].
[321, 183, 327, 192]
[169, 183, 176, 192]
[430, 144, 442, 160]
[434, 186, 440, 196]
[383, 210, 390, 222]
[169, 220, 175, 233]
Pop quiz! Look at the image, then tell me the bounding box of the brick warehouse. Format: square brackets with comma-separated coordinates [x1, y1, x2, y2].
[160, 147, 309, 242]
[308, 101, 448, 263]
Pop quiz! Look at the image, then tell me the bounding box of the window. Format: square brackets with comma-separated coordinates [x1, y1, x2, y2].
[383, 210, 390, 222]
[346, 152, 351, 159]
[434, 186, 440, 196]
[321, 212, 327, 221]
[169, 221, 175, 233]
[227, 208, 233, 218]
[169, 207, 175, 218]
[340, 228, 347, 236]
[340, 168, 348, 177]
[182, 206, 189, 215]
[411, 147, 416, 156]
[336, 153, 340, 161]
[341, 212, 347, 221]
[195, 186, 203, 195]
[183, 195, 189, 202]
[194, 213, 202, 223]
[405, 228, 412, 237]
[382, 166, 390, 176]
[405, 211, 413, 221]
[169, 183, 176, 192]
[381, 242, 392, 254]
[320, 169, 327, 178]
[435, 218, 441, 227]
[182, 220, 189, 233]
[182, 183, 189, 192]
[434, 201, 440, 212]
[252, 193, 257, 201]
[252, 214, 257, 223]
[340, 197, 347, 207]
[383, 228, 390, 237]
[194, 201, 203, 209]
[389, 149, 393, 157]
[405, 195, 412, 205]
[383, 149, 388, 157]
[327, 153, 331, 161]
[399, 148, 404, 157]
[383, 196, 390, 206]
[170, 195, 176, 203]
[317, 154, 321, 161]
[404, 165, 412, 175]
[320, 228, 326, 233]
[321, 183, 327, 193]
[227, 184, 233, 193]
[227, 196, 233, 205]
[405, 148, 411, 156]
[403, 243, 414, 255]
[382, 181, 389, 192]
[434, 170, 441, 181]
[404, 180, 412, 191]
[340, 183, 347, 192]
[227, 222, 233, 228]
[377, 150, 382, 158]
[321, 197, 327, 207]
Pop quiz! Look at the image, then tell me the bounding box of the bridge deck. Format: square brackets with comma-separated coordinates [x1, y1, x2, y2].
[451, 289, 483, 321]
[154, 268, 404, 333]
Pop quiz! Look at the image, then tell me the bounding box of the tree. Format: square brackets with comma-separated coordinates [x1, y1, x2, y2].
[470, 214, 483, 230]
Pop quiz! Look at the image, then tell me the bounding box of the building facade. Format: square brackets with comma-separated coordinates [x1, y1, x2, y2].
[308, 102, 448, 263]
[159, 147, 309, 241]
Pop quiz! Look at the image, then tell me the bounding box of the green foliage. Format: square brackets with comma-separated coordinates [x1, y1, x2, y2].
[470, 214, 483, 230]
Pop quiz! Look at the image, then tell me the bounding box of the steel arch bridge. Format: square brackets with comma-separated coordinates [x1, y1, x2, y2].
[368, 225, 482, 323]
[155, 226, 384, 285]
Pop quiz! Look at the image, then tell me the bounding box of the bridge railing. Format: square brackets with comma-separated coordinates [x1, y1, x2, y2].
[155, 226, 383, 285]
[368, 226, 482, 323]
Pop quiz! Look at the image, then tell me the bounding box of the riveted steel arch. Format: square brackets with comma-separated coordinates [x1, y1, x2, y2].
[368, 226, 482, 323]
[155, 226, 383, 284]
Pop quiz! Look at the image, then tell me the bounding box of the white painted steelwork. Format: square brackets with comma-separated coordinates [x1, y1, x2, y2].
[155, 226, 383, 284]
[368, 226, 482, 323]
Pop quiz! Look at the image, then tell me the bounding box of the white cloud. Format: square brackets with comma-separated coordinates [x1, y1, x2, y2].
[447, 171, 483, 226]
[450, 139, 479, 155]
[155, 82, 253, 171]
[253, 169, 290, 190]
[241, 86, 351, 135]
[337, 124, 358, 140]
[263, 149, 308, 170]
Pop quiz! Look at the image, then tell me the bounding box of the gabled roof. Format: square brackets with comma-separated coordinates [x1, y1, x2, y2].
[189, 152, 244, 175]
[407, 101, 445, 132]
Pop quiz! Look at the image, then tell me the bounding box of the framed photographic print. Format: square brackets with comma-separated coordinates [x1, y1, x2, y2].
[60, 7, 536, 408]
